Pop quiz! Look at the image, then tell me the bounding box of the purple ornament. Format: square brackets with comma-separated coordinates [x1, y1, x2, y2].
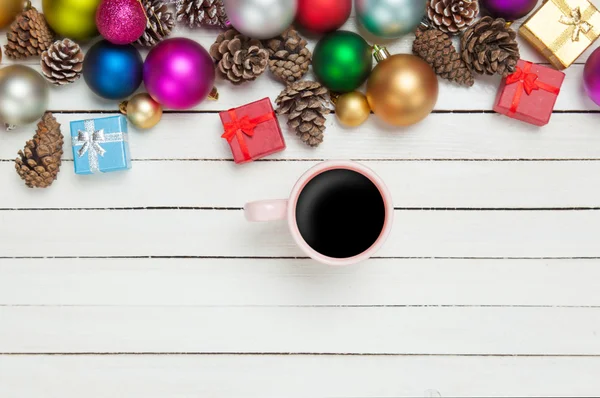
[584, 47, 600, 107]
[96, 0, 147, 45]
[480, 0, 537, 20]
[143, 38, 216, 110]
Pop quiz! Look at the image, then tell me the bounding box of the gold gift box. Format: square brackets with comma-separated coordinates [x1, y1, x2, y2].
[519, 0, 600, 69]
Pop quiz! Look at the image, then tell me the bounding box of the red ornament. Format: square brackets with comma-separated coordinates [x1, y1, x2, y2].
[296, 0, 352, 34]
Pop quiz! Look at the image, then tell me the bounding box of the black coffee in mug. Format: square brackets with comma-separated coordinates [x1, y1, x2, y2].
[295, 168, 386, 259]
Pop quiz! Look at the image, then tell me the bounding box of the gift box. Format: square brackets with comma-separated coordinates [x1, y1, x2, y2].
[494, 60, 565, 126]
[70, 115, 132, 175]
[519, 0, 600, 69]
[220, 98, 286, 164]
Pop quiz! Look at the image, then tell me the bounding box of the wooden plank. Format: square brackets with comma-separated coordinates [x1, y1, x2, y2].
[1, 258, 600, 306]
[1, 355, 599, 397]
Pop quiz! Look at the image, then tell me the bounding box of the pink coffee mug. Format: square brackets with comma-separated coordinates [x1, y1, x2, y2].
[244, 161, 394, 266]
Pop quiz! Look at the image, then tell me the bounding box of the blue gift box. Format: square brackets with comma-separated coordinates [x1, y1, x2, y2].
[70, 115, 132, 175]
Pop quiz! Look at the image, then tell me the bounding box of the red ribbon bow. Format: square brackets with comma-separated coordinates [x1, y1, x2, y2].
[222, 109, 275, 160]
[505, 62, 561, 116]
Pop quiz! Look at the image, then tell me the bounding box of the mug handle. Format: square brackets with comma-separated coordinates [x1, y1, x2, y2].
[244, 199, 288, 222]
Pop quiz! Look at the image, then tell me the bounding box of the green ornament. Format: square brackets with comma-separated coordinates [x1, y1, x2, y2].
[312, 31, 373, 93]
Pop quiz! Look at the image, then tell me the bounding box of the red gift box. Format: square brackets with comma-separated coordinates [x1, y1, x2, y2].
[220, 98, 286, 164]
[494, 60, 565, 126]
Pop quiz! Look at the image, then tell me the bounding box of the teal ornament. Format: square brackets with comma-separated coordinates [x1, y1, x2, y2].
[355, 0, 427, 39]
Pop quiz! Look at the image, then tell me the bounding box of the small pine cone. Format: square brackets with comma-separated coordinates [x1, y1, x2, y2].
[136, 0, 175, 47]
[426, 0, 479, 34]
[413, 27, 474, 87]
[461, 16, 519, 77]
[15, 112, 64, 189]
[41, 39, 84, 86]
[275, 81, 332, 148]
[210, 29, 269, 85]
[176, 0, 227, 28]
[4, 7, 54, 60]
[264, 27, 311, 83]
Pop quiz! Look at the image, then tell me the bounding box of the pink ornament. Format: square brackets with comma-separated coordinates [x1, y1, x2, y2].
[96, 0, 146, 45]
[584, 47, 600, 107]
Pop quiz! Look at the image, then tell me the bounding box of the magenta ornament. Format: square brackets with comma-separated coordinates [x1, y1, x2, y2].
[480, 0, 537, 20]
[584, 47, 600, 107]
[96, 0, 146, 44]
[143, 38, 216, 110]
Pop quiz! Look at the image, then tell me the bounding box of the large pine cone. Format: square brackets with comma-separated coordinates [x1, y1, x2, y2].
[41, 39, 84, 86]
[210, 29, 269, 85]
[15, 113, 64, 189]
[427, 0, 479, 34]
[275, 81, 331, 148]
[413, 27, 474, 87]
[176, 0, 227, 28]
[264, 27, 311, 84]
[136, 0, 174, 47]
[4, 7, 54, 60]
[461, 16, 519, 77]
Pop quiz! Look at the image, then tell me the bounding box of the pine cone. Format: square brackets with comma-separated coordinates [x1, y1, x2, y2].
[275, 81, 331, 148]
[40, 39, 84, 86]
[461, 16, 519, 77]
[210, 29, 269, 85]
[413, 27, 474, 87]
[4, 7, 54, 60]
[264, 27, 311, 84]
[176, 0, 227, 28]
[15, 113, 64, 189]
[136, 0, 174, 47]
[427, 0, 479, 34]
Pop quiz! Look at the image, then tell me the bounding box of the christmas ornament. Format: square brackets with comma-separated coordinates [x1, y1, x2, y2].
[0, 65, 49, 126]
[136, 0, 174, 47]
[265, 27, 311, 83]
[519, 0, 600, 70]
[461, 16, 519, 77]
[426, 0, 479, 34]
[120, 93, 163, 129]
[356, 0, 427, 39]
[4, 6, 54, 60]
[413, 27, 474, 86]
[334, 91, 371, 128]
[41, 39, 84, 86]
[367, 46, 438, 127]
[0, 0, 23, 29]
[83, 40, 143, 100]
[296, 0, 352, 34]
[480, 0, 536, 20]
[144, 38, 216, 109]
[176, 0, 227, 28]
[276, 81, 331, 147]
[42, 0, 102, 40]
[584, 47, 600, 106]
[210, 29, 269, 85]
[15, 112, 63, 188]
[96, 0, 147, 45]
[224, 0, 297, 40]
[312, 31, 373, 93]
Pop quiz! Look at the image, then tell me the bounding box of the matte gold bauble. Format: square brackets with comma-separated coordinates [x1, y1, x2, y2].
[0, 0, 24, 29]
[42, 0, 102, 40]
[120, 93, 163, 129]
[366, 46, 439, 127]
[335, 91, 371, 127]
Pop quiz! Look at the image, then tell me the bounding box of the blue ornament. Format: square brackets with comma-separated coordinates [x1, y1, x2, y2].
[355, 0, 427, 39]
[83, 40, 143, 100]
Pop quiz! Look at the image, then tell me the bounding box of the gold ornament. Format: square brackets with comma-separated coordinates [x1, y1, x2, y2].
[0, 0, 23, 29]
[120, 93, 163, 129]
[42, 0, 102, 41]
[335, 91, 371, 127]
[366, 45, 439, 127]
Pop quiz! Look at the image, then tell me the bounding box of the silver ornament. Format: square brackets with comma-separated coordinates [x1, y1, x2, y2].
[0, 65, 49, 126]
[356, 0, 427, 39]
[224, 0, 297, 40]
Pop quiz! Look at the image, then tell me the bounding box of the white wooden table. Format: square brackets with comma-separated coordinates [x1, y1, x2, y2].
[1, 1, 600, 396]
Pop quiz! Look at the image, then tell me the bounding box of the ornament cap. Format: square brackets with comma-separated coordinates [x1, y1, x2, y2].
[373, 45, 391, 63]
[119, 101, 129, 115]
[208, 87, 219, 101]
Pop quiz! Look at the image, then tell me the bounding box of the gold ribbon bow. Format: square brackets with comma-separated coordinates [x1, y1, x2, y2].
[550, 0, 597, 50]
[559, 6, 593, 41]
